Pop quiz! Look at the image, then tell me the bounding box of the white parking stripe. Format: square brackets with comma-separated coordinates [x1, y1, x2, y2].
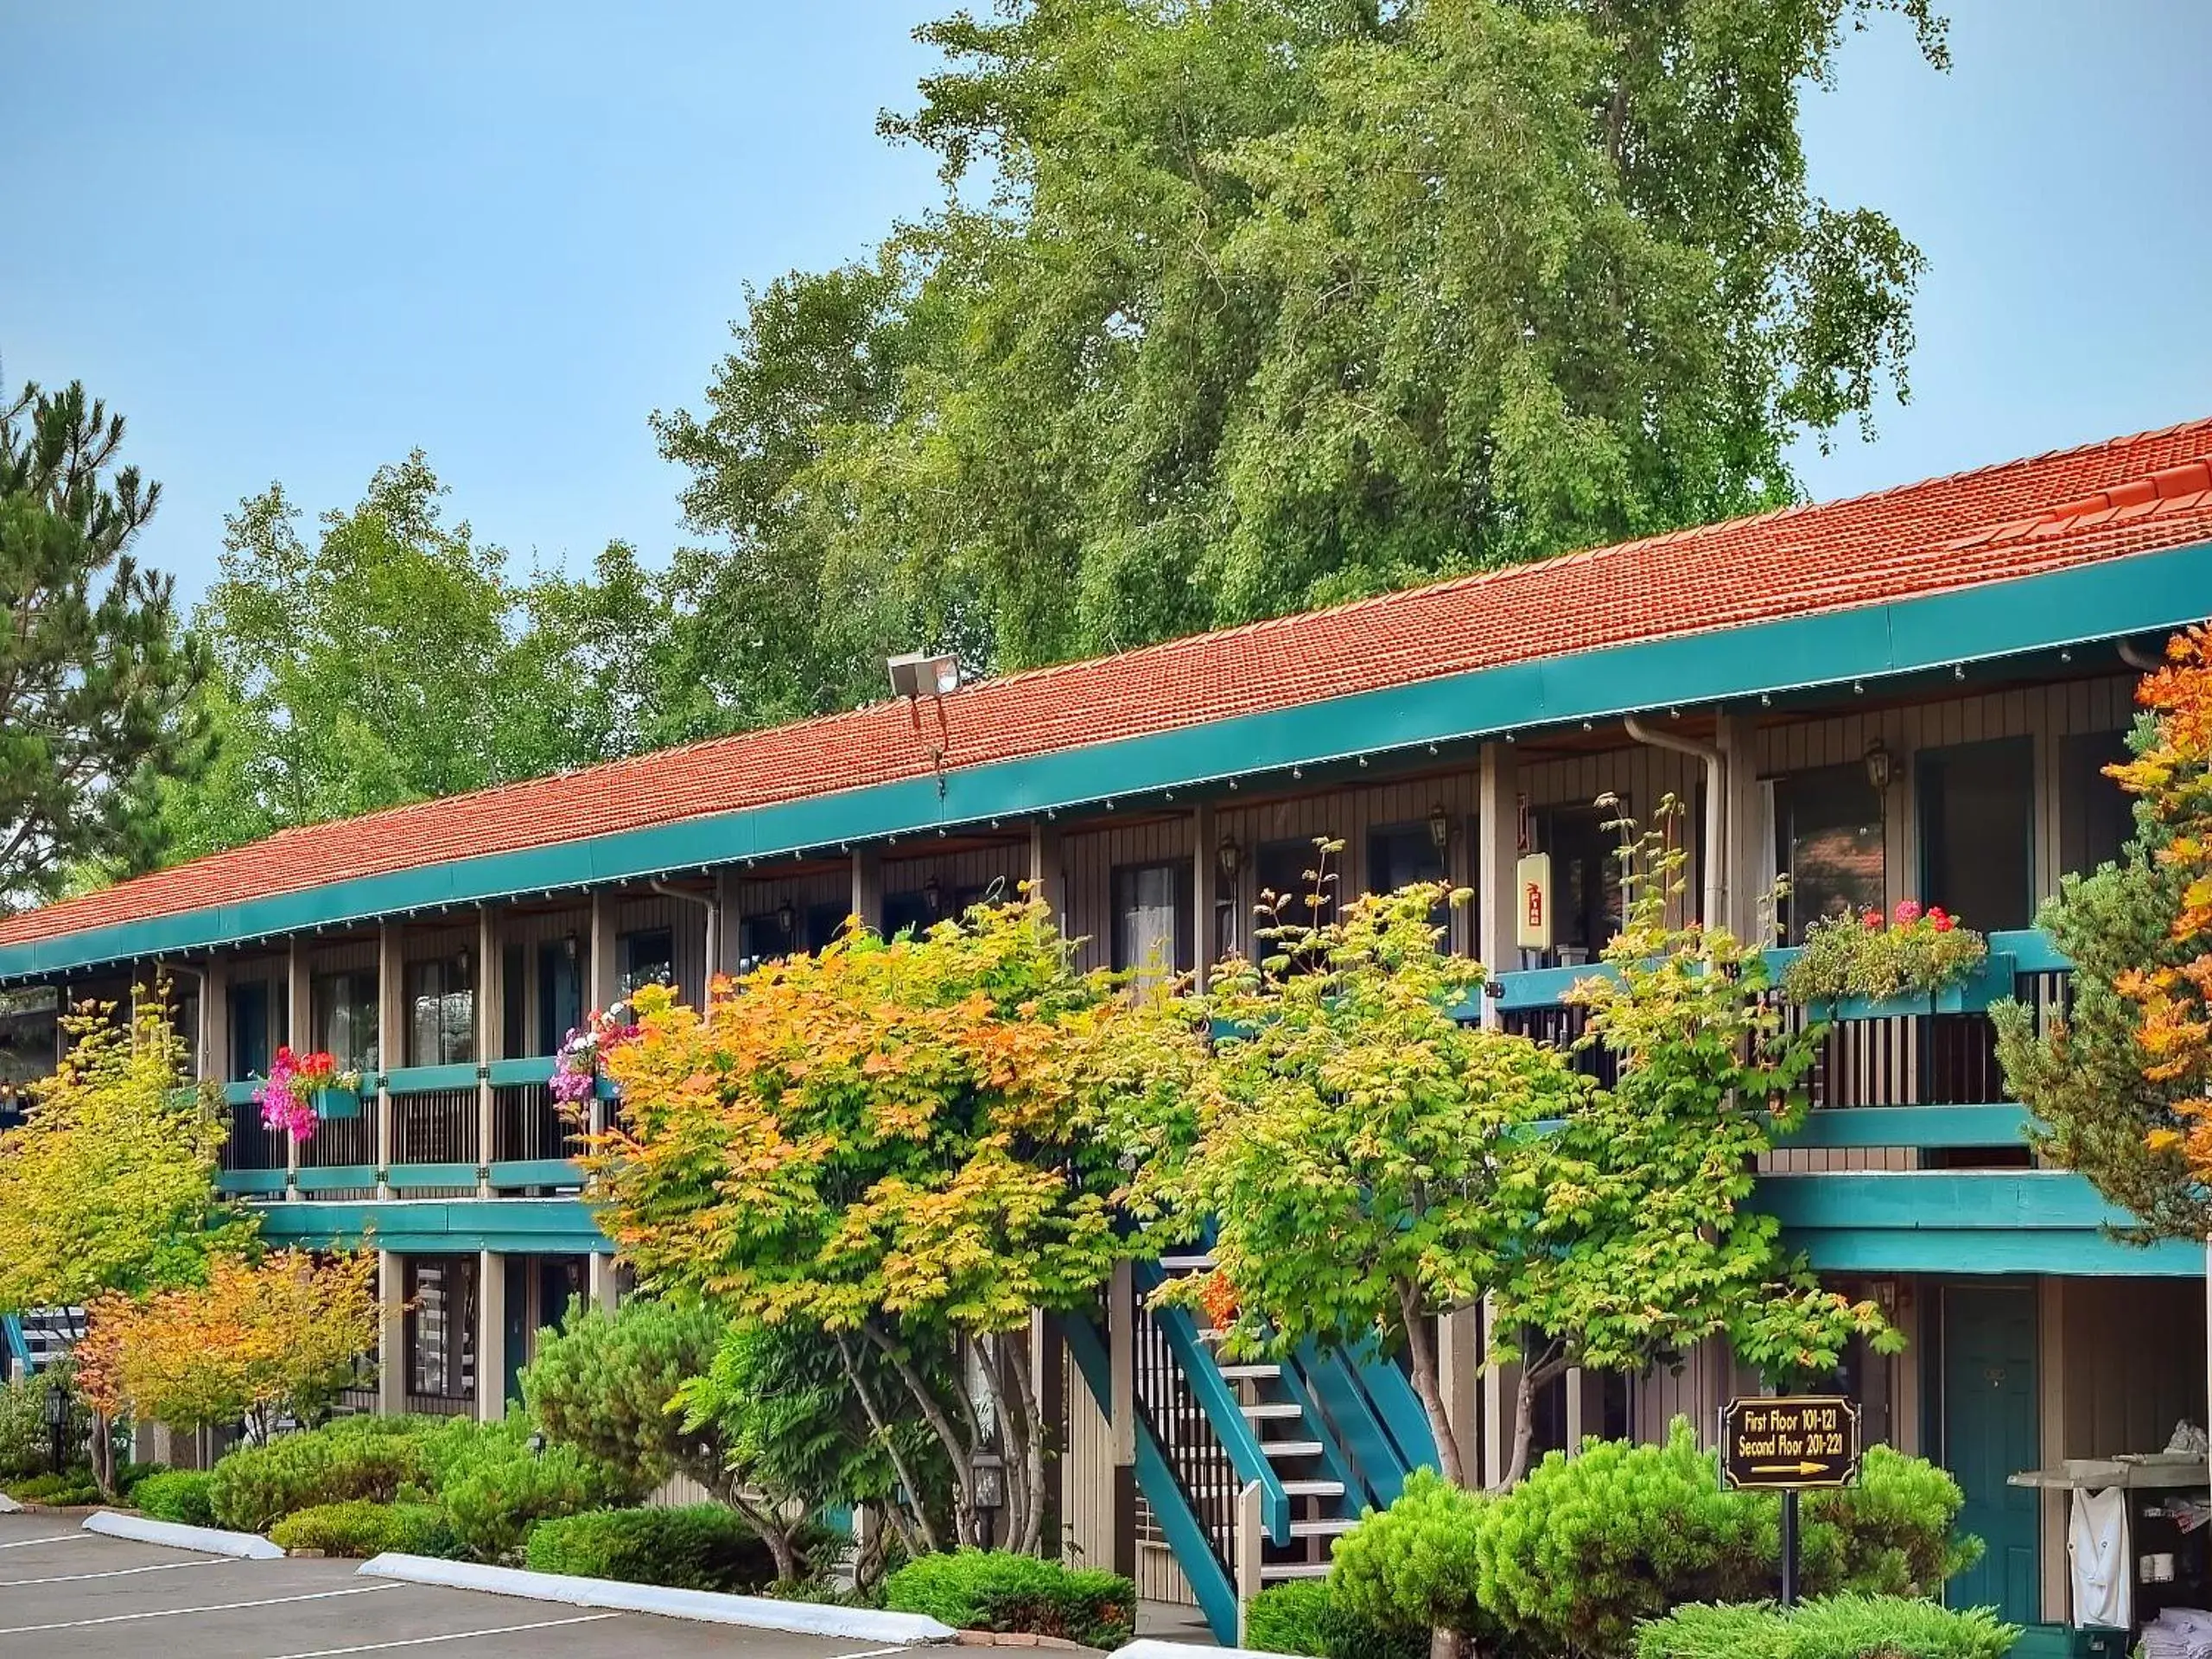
[835, 1648, 925, 1658]
[0, 1530, 92, 1550]
[262, 1611, 622, 1656]
[0, 1580, 397, 1635]
[0, 1554, 222, 1586]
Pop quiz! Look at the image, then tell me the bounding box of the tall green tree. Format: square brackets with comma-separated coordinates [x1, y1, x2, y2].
[661, 0, 1944, 710]
[0, 378, 209, 903]
[157, 456, 691, 861]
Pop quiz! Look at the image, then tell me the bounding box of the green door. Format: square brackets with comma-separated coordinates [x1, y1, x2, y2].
[1942, 1287, 2039, 1623]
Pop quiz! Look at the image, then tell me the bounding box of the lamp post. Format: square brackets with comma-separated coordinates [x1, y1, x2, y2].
[43, 1377, 67, 1477]
[971, 1449, 1004, 1551]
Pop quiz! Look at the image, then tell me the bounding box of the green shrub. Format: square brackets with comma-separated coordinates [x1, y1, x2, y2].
[884, 1550, 1137, 1649]
[524, 1506, 782, 1593]
[0, 1363, 95, 1478]
[134, 1470, 218, 1527]
[1331, 1469, 1493, 1640]
[430, 1415, 637, 1561]
[7, 1466, 99, 1505]
[1249, 1577, 1429, 1659]
[269, 1500, 457, 1560]
[1637, 1594, 2019, 1659]
[207, 1415, 447, 1532]
[1799, 1448, 1980, 1595]
[114, 1461, 168, 1497]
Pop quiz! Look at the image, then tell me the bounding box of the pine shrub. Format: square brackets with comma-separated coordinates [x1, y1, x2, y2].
[884, 1550, 1137, 1649]
[268, 1499, 457, 1559]
[133, 1469, 218, 1527]
[1637, 1593, 2018, 1659]
[524, 1505, 782, 1593]
[1248, 1576, 1430, 1659]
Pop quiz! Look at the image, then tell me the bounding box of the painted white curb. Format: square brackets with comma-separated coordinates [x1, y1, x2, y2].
[356, 1553, 958, 1645]
[83, 1510, 287, 1560]
[0, 1493, 20, 1513]
[1116, 1643, 1306, 1658]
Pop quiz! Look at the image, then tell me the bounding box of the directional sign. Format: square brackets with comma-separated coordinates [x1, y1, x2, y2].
[1721, 1395, 1860, 1491]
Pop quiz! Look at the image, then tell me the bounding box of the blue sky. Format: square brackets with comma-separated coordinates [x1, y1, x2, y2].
[3, 2, 2208, 606]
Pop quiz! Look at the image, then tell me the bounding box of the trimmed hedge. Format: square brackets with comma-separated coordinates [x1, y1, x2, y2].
[1247, 1578, 1429, 1659]
[208, 1415, 446, 1532]
[429, 1415, 637, 1561]
[524, 1506, 781, 1593]
[269, 1500, 458, 1560]
[5, 1467, 99, 1505]
[1637, 1595, 2020, 1659]
[134, 1470, 218, 1528]
[884, 1551, 1137, 1649]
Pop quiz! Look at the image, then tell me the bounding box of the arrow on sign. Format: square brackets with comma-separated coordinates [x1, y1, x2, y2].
[1751, 1462, 1830, 1476]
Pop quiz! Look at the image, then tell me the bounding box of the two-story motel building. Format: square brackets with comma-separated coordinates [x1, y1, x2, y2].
[4, 416, 2212, 1642]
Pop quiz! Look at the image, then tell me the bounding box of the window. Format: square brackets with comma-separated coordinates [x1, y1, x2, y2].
[618, 928, 674, 995]
[407, 955, 475, 1067]
[805, 902, 849, 953]
[1111, 861, 1193, 980]
[0, 987, 58, 1096]
[309, 970, 380, 1074]
[1918, 738, 2035, 931]
[1537, 806, 1625, 963]
[2057, 729, 2134, 879]
[882, 890, 941, 938]
[1368, 823, 1451, 938]
[536, 939, 583, 1054]
[1255, 839, 1338, 930]
[1773, 765, 1887, 944]
[740, 911, 798, 964]
[404, 1255, 478, 1400]
[230, 979, 282, 1079]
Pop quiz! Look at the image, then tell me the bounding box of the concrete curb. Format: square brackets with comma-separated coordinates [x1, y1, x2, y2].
[355, 1553, 960, 1645]
[83, 1510, 287, 1560]
[1115, 1644, 1304, 1658]
[0, 1493, 20, 1514]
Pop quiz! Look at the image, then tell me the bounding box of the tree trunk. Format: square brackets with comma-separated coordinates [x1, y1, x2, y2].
[836, 1332, 945, 1554]
[1495, 1341, 1571, 1491]
[1397, 1281, 1464, 1487]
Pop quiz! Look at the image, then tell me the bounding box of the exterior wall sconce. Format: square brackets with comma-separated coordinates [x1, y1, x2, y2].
[776, 899, 797, 938]
[1863, 741, 1895, 793]
[562, 931, 580, 963]
[923, 875, 945, 918]
[1217, 835, 1241, 885]
[1427, 804, 1451, 854]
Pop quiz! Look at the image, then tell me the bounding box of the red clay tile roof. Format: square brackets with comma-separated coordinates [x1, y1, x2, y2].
[10, 413, 2212, 950]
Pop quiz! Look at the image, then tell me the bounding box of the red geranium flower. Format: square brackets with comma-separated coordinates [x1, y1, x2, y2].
[1930, 908, 1955, 932]
[1860, 908, 1885, 930]
[1893, 899, 1923, 925]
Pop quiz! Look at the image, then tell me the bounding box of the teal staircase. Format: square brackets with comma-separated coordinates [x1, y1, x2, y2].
[1069, 1253, 1436, 1643]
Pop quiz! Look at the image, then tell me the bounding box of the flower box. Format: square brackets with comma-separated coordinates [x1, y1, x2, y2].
[1805, 950, 2015, 1023]
[314, 1086, 362, 1122]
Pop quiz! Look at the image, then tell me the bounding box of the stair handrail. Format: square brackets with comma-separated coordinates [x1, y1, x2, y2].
[1135, 1261, 1294, 1545]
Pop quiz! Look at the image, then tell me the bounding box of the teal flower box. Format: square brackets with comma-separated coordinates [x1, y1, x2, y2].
[1806, 950, 2015, 1022]
[314, 1086, 362, 1122]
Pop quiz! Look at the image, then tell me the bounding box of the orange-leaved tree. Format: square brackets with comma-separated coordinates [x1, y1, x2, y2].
[76, 1249, 379, 1444]
[2111, 626, 2212, 1167]
[585, 897, 1199, 1555]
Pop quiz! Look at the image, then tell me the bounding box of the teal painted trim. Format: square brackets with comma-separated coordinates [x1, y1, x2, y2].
[1791, 1228, 2202, 1277]
[1757, 1170, 2131, 1231]
[1495, 962, 1610, 1012]
[1287, 1344, 1399, 1512]
[0, 1315, 22, 1370]
[251, 1197, 612, 1255]
[487, 1158, 582, 1188]
[386, 1064, 480, 1095]
[1134, 1262, 1291, 1544]
[1782, 1105, 2034, 1149]
[217, 1168, 290, 1195]
[1065, 1314, 1239, 1644]
[223, 1081, 260, 1106]
[1346, 1337, 1440, 1477]
[10, 542, 2207, 982]
[1991, 929, 2072, 975]
[388, 1162, 481, 1191]
[295, 1166, 377, 1194]
[486, 1058, 556, 1087]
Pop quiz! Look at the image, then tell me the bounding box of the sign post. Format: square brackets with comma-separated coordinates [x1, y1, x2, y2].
[1721, 1395, 1861, 1607]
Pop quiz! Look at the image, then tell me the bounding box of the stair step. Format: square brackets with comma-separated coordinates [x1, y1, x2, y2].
[1290, 1516, 1359, 1539]
[1240, 1402, 1305, 1421]
[1158, 1254, 1217, 1273]
[1216, 1363, 1281, 1382]
[1280, 1479, 1346, 1498]
[1259, 1561, 1335, 1582]
[1260, 1440, 1325, 1460]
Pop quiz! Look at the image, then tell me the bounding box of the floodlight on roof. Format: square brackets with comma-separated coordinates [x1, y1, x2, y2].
[887, 651, 960, 701]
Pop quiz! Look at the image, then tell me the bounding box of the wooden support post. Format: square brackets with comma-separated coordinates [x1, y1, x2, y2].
[203, 957, 230, 1087]
[1108, 1260, 1138, 1580]
[1716, 714, 1767, 944]
[476, 907, 498, 1196]
[1235, 1480, 1264, 1646]
[378, 1250, 407, 1416]
[477, 1249, 505, 1423]
[1439, 1306, 1480, 1479]
[1192, 803, 1217, 992]
[851, 847, 884, 936]
[1477, 741, 1520, 1027]
[588, 1249, 620, 1316]
[377, 922, 403, 1198]
[1027, 823, 1062, 927]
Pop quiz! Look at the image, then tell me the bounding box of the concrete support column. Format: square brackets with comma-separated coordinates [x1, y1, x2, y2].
[1477, 741, 1521, 1023]
[476, 907, 499, 1197]
[711, 870, 737, 986]
[588, 892, 619, 1013]
[1715, 714, 1767, 943]
[851, 848, 884, 936]
[378, 1250, 407, 1415]
[1480, 1300, 1522, 1490]
[1192, 803, 1217, 990]
[477, 1250, 506, 1422]
[1439, 1306, 1481, 1480]
[203, 957, 230, 1086]
[376, 923, 403, 1198]
[1107, 1260, 1138, 1580]
[588, 1250, 620, 1317]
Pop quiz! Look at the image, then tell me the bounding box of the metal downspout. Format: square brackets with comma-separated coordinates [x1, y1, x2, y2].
[647, 881, 720, 988]
[1622, 715, 1726, 933]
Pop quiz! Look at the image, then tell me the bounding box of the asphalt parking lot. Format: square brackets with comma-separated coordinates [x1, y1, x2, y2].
[0, 1511, 925, 1658]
